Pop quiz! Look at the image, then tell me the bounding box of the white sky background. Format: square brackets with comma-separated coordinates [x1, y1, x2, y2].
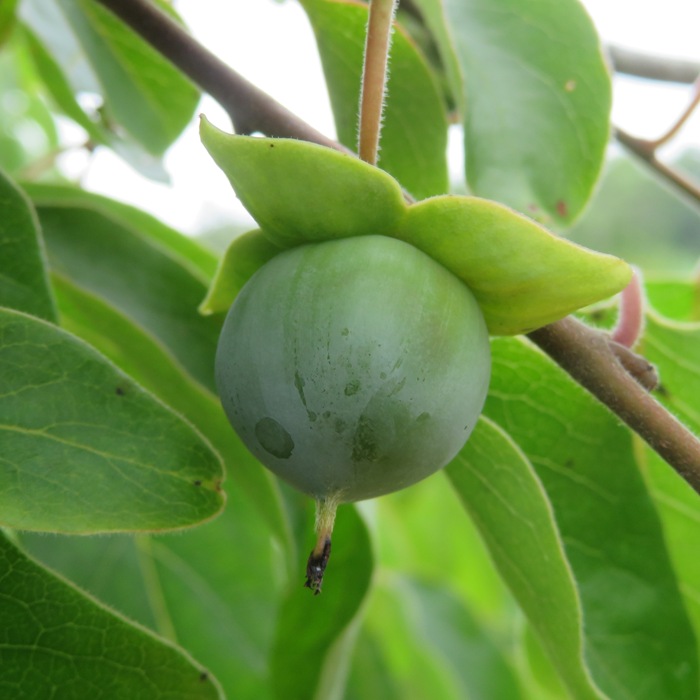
[61, 0, 700, 237]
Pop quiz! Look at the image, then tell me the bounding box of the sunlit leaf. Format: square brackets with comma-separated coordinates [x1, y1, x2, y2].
[301, 0, 449, 199]
[639, 310, 700, 653]
[414, 0, 611, 223]
[270, 503, 373, 700]
[0, 307, 224, 533]
[447, 416, 602, 700]
[485, 336, 698, 699]
[0, 531, 223, 699]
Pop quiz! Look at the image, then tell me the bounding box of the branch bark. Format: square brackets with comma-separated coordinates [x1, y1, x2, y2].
[607, 45, 700, 85]
[94, 0, 700, 494]
[94, 0, 346, 153]
[529, 318, 700, 494]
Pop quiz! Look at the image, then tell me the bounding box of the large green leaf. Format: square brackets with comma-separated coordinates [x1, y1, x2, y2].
[21, 484, 286, 700]
[200, 117, 408, 247]
[0, 531, 222, 699]
[376, 469, 513, 623]
[0, 307, 224, 533]
[397, 195, 631, 334]
[270, 503, 373, 700]
[447, 416, 601, 700]
[301, 0, 449, 200]
[0, 171, 56, 321]
[639, 310, 700, 651]
[646, 280, 700, 323]
[397, 576, 526, 700]
[25, 183, 219, 283]
[485, 337, 698, 699]
[25, 185, 222, 391]
[415, 0, 611, 224]
[351, 578, 475, 700]
[52, 272, 294, 572]
[21, 0, 199, 155]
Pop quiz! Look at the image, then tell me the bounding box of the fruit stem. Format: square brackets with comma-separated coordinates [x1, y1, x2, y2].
[305, 494, 340, 595]
[358, 0, 398, 165]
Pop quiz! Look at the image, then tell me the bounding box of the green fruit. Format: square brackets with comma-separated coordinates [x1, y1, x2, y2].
[216, 235, 491, 503]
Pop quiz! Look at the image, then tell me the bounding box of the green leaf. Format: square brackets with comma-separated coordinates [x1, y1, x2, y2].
[485, 336, 699, 700]
[52, 272, 294, 572]
[376, 470, 513, 622]
[0, 0, 19, 47]
[270, 504, 373, 700]
[0, 36, 60, 175]
[200, 117, 408, 247]
[24, 183, 219, 283]
[646, 280, 700, 322]
[19, 24, 107, 145]
[0, 531, 223, 699]
[639, 310, 700, 648]
[447, 416, 601, 700]
[401, 577, 526, 700]
[25, 185, 222, 391]
[301, 0, 449, 199]
[352, 577, 475, 700]
[416, 0, 611, 224]
[0, 171, 56, 321]
[52, 0, 199, 154]
[0, 307, 224, 533]
[396, 195, 631, 334]
[20, 484, 286, 700]
[199, 229, 282, 316]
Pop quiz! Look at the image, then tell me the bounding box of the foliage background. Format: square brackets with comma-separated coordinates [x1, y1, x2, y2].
[1, 1, 700, 699]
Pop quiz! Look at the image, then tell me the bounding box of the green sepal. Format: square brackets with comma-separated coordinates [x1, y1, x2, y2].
[199, 229, 281, 316]
[200, 117, 408, 247]
[395, 195, 632, 335]
[201, 120, 631, 333]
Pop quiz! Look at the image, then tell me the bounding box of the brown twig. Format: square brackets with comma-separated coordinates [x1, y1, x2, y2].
[358, 0, 398, 164]
[93, 0, 348, 154]
[529, 318, 700, 495]
[614, 126, 700, 207]
[607, 45, 700, 85]
[93, 0, 700, 494]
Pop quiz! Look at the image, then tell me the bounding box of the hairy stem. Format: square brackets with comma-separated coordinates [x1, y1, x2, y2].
[358, 0, 398, 164]
[93, 0, 700, 495]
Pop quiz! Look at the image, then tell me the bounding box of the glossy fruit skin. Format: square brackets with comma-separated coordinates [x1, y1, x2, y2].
[216, 235, 491, 502]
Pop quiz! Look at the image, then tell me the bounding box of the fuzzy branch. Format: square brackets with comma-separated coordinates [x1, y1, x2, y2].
[94, 0, 700, 494]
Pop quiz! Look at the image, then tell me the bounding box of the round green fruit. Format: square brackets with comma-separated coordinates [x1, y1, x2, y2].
[216, 235, 491, 502]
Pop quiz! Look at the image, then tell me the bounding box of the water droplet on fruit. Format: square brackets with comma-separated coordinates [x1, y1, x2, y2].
[255, 417, 294, 459]
[344, 379, 360, 396]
